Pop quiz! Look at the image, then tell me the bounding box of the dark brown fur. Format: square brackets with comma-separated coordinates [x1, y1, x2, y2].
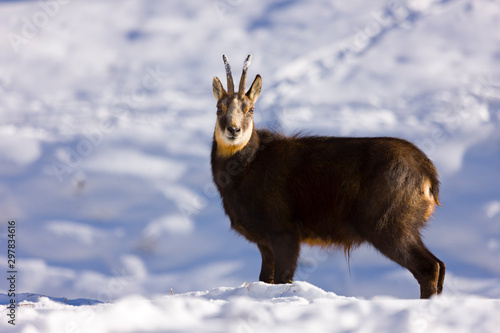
[211, 55, 445, 299]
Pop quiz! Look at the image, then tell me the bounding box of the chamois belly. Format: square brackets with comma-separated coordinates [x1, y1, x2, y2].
[292, 188, 364, 248]
[299, 214, 364, 249]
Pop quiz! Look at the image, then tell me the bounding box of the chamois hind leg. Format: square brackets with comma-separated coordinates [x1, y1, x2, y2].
[406, 242, 442, 299]
[257, 243, 275, 284]
[367, 231, 443, 299]
[270, 232, 300, 284]
[424, 247, 446, 294]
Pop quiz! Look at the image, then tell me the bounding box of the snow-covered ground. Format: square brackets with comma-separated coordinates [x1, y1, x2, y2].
[1, 0, 500, 331]
[3, 282, 500, 333]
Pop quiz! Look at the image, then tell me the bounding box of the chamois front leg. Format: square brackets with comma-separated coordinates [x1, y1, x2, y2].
[270, 232, 301, 284]
[257, 243, 275, 284]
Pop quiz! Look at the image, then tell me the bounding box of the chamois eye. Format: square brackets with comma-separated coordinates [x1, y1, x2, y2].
[249, 107, 254, 114]
[217, 106, 222, 114]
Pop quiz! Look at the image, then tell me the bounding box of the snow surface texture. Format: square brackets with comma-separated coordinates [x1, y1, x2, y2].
[2, 282, 500, 333]
[0, 0, 500, 331]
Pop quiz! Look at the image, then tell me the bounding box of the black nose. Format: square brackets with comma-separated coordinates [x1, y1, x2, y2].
[227, 126, 241, 136]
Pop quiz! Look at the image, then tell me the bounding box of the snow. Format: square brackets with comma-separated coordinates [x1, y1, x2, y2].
[2, 282, 500, 332]
[1, 0, 500, 331]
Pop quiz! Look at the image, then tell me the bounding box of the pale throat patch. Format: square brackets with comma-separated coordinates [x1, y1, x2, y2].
[215, 120, 254, 158]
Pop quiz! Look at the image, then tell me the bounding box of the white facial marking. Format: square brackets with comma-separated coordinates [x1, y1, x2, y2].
[214, 97, 254, 157]
[216, 119, 253, 147]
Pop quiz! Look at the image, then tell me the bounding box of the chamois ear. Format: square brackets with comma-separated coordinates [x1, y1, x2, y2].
[246, 75, 262, 103]
[213, 76, 226, 101]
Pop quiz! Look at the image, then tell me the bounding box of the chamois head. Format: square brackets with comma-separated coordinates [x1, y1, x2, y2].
[212, 54, 262, 157]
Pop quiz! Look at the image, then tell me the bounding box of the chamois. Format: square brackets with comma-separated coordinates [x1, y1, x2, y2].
[210, 54, 445, 299]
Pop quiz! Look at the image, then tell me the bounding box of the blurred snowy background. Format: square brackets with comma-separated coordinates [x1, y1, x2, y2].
[0, 0, 499, 302]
